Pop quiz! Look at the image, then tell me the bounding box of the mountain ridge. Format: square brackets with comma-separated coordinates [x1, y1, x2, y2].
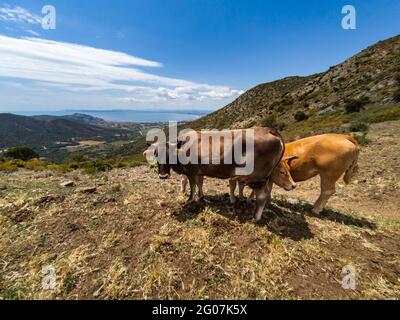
[188, 34, 400, 135]
[116, 34, 400, 157]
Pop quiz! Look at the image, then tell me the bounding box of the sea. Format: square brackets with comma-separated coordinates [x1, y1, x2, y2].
[14, 109, 209, 123]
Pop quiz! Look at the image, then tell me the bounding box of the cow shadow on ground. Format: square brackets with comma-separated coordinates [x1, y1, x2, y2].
[173, 194, 377, 241]
[273, 198, 377, 230]
[173, 194, 313, 241]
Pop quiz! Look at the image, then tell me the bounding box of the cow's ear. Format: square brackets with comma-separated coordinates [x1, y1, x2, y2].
[284, 155, 298, 164]
[146, 142, 152, 147]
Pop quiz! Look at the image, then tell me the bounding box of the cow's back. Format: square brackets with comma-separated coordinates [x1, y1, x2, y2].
[250, 127, 285, 180]
[286, 134, 359, 181]
[178, 127, 284, 182]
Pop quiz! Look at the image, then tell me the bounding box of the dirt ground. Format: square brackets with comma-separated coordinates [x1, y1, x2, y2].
[0, 121, 399, 300]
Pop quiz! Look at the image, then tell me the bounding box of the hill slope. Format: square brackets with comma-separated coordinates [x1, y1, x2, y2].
[190, 35, 400, 137]
[119, 35, 400, 158]
[0, 120, 399, 299]
[0, 113, 140, 157]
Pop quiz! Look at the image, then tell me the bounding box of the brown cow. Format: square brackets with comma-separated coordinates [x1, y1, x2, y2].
[146, 127, 285, 222]
[233, 134, 359, 214]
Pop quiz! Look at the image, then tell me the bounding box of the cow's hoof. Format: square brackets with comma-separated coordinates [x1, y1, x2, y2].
[252, 217, 262, 224]
[312, 208, 321, 215]
[185, 199, 196, 205]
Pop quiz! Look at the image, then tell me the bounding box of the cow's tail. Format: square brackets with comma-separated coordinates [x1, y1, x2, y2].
[343, 136, 359, 185]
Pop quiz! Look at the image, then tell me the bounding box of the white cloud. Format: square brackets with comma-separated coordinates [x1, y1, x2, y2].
[0, 5, 41, 25]
[25, 29, 40, 36]
[0, 34, 243, 106]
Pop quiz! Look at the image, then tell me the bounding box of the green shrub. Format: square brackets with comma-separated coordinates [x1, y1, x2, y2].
[67, 154, 87, 163]
[21, 159, 48, 171]
[0, 161, 18, 172]
[353, 133, 371, 146]
[281, 97, 294, 106]
[259, 114, 286, 131]
[393, 89, 400, 102]
[349, 122, 369, 132]
[111, 184, 121, 193]
[0, 159, 49, 172]
[244, 120, 256, 128]
[47, 163, 74, 173]
[268, 101, 280, 110]
[81, 160, 112, 174]
[4, 147, 38, 161]
[344, 97, 371, 114]
[294, 111, 309, 122]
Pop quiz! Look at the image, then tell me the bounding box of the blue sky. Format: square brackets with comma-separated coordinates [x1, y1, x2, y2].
[0, 0, 399, 112]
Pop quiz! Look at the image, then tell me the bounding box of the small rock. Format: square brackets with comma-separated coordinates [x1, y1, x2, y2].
[287, 198, 300, 206]
[60, 181, 75, 187]
[67, 223, 79, 232]
[93, 285, 104, 298]
[34, 195, 56, 206]
[0, 185, 7, 190]
[79, 186, 97, 194]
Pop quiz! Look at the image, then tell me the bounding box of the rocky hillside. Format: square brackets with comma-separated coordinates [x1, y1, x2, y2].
[118, 35, 400, 158]
[189, 35, 400, 139]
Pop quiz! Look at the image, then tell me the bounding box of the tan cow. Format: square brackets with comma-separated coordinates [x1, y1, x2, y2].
[147, 127, 286, 222]
[233, 134, 359, 214]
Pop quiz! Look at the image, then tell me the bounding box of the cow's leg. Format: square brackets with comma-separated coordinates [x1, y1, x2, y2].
[253, 180, 273, 222]
[229, 180, 237, 204]
[238, 182, 246, 202]
[197, 176, 205, 202]
[180, 175, 188, 194]
[312, 174, 337, 214]
[187, 175, 197, 203]
[247, 190, 255, 204]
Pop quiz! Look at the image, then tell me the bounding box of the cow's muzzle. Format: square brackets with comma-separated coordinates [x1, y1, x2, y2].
[159, 173, 170, 180]
[285, 183, 297, 191]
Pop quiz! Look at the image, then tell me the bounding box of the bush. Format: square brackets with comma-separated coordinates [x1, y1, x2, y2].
[393, 89, 400, 102]
[281, 97, 294, 106]
[344, 97, 371, 114]
[349, 122, 369, 132]
[268, 101, 280, 110]
[353, 133, 371, 146]
[4, 147, 38, 161]
[67, 154, 87, 163]
[294, 111, 309, 122]
[0, 161, 18, 172]
[81, 160, 112, 174]
[259, 114, 286, 131]
[21, 159, 48, 171]
[47, 163, 74, 173]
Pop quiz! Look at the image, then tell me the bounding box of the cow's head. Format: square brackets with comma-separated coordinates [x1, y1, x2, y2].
[271, 156, 298, 191]
[144, 142, 181, 180]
